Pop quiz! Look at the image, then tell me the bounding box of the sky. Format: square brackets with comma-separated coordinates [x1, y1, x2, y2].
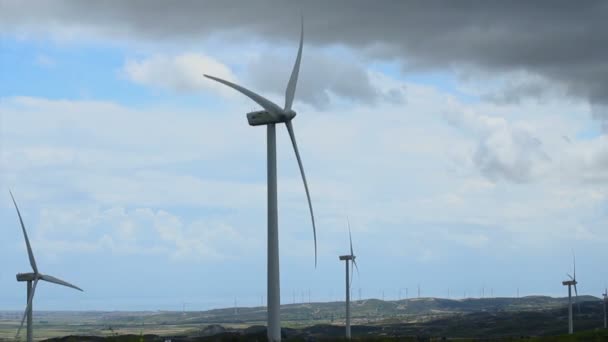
[1, 0, 607, 311]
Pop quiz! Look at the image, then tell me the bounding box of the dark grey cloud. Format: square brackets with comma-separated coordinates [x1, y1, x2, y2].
[480, 80, 549, 105]
[2, 1, 608, 117]
[246, 51, 404, 110]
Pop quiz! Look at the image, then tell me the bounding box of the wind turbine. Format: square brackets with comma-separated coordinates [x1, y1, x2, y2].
[561, 252, 579, 335]
[203, 18, 315, 342]
[339, 219, 359, 340]
[10, 191, 83, 342]
[602, 287, 607, 329]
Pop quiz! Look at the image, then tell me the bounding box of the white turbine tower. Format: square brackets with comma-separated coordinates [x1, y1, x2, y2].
[602, 287, 607, 329]
[10, 191, 83, 342]
[204, 18, 316, 342]
[339, 219, 358, 340]
[561, 253, 579, 335]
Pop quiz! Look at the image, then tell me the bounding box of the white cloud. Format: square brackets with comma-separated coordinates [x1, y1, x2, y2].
[31, 205, 257, 262]
[0, 96, 256, 167]
[2, 68, 608, 267]
[444, 103, 564, 183]
[35, 54, 55, 68]
[563, 135, 608, 183]
[123, 53, 237, 94]
[74, 171, 266, 209]
[457, 69, 569, 105]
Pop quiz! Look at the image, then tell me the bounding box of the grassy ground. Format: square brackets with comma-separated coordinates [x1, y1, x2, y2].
[0, 297, 606, 341]
[30, 329, 608, 342]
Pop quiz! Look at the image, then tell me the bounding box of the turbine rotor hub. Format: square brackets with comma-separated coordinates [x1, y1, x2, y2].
[284, 109, 297, 120]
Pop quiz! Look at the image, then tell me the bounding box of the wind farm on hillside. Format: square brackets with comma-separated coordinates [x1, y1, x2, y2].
[0, 296, 607, 341]
[2, 2, 608, 342]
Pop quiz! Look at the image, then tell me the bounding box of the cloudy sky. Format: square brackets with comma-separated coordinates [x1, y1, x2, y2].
[1, 1, 607, 311]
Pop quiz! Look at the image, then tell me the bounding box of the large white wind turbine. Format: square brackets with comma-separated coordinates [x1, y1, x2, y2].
[339, 219, 359, 340]
[10, 191, 83, 342]
[561, 252, 579, 335]
[204, 18, 316, 342]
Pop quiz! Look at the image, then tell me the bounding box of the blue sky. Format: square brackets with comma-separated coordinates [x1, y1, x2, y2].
[1, 5, 608, 312]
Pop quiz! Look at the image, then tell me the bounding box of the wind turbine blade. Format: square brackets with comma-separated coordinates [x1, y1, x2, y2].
[353, 258, 360, 276]
[9, 191, 38, 273]
[572, 251, 576, 281]
[284, 16, 303, 111]
[39, 274, 83, 292]
[348, 217, 354, 257]
[567, 273, 573, 280]
[16, 278, 38, 338]
[203, 75, 283, 115]
[349, 260, 355, 290]
[285, 120, 316, 266]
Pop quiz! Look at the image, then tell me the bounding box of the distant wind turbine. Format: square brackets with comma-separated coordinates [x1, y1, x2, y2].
[602, 287, 607, 329]
[10, 191, 83, 342]
[181, 301, 191, 314]
[399, 288, 406, 300]
[339, 219, 359, 340]
[204, 17, 315, 342]
[561, 252, 579, 335]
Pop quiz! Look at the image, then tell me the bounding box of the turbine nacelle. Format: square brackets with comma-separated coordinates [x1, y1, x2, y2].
[16, 273, 37, 282]
[246, 110, 296, 126]
[339, 255, 355, 261]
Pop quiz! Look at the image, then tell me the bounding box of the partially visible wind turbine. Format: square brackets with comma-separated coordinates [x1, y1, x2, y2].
[204, 17, 315, 342]
[339, 218, 359, 340]
[10, 191, 83, 342]
[602, 287, 607, 329]
[561, 252, 579, 335]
